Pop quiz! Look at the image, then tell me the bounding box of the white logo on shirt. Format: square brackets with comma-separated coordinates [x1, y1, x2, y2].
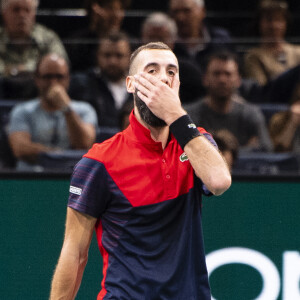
[70, 185, 82, 195]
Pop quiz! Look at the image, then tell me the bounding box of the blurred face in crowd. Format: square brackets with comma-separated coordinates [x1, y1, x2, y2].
[203, 58, 241, 101]
[97, 38, 131, 82]
[2, 0, 37, 39]
[127, 48, 179, 127]
[35, 55, 70, 100]
[142, 25, 175, 49]
[169, 0, 205, 39]
[91, 0, 125, 34]
[259, 11, 287, 41]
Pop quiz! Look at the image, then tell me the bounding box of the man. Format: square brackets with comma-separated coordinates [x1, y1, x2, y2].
[69, 31, 132, 128]
[49, 42, 231, 299]
[141, 12, 205, 103]
[8, 53, 97, 170]
[67, 0, 131, 71]
[185, 51, 273, 151]
[169, 0, 233, 70]
[0, 0, 68, 77]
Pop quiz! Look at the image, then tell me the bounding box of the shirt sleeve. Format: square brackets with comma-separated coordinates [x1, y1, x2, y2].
[7, 104, 30, 134]
[68, 157, 110, 218]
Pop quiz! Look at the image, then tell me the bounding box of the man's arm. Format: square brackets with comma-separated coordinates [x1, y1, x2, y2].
[133, 72, 231, 195]
[49, 207, 97, 300]
[47, 85, 96, 149]
[9, 131, 54, 163]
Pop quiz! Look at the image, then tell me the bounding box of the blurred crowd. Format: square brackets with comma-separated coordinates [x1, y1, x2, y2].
[0, 0, 300, 174]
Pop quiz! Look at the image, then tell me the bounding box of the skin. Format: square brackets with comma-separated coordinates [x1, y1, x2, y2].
[9, 54, 96, 163]
[169, 0, 206, 40]
[97, 39, 131, 82]
[49, 48, 231, 300]
[2, 0, 36, 40]
[90, 0, 124, 35]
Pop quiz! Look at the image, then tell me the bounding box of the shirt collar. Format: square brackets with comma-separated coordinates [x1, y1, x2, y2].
[126, 110, 172, 150]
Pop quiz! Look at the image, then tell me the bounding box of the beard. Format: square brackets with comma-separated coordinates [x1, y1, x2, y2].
[134, 91, 167, 128]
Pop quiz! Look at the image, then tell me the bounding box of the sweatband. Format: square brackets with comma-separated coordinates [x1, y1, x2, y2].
[169, 114, 202, 149]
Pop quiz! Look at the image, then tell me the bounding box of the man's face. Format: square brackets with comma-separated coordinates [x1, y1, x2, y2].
[129, 49, 179, 127]
[35, 57, 70, 100]
[142, 25, 175, 49]
[97, 39, 130, 82]
[2, 0, 36, 39]
[203, 59, 240, 100]
[93, 0, 124, 32]
[169, 0, 205, 39]
[259, 12, 287, 40]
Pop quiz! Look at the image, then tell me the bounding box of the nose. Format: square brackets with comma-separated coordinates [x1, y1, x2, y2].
[159, 71, 171, 86]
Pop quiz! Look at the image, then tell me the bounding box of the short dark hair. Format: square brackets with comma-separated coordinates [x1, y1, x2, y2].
[97, 31, 131, 51]
[203, 51, 240, 74]
[129, 42, 172, 75]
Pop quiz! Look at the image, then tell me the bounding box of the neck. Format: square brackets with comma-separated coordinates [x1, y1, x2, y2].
[134, 107, 170, 149]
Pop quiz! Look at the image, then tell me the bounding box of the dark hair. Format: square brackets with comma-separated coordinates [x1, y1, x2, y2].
[97, 31, 131, 51]
[84, 0, 131, 18]
[203, 51, 240, 74]
[213, 129, 239, 163]
[129, 42, 172, 75]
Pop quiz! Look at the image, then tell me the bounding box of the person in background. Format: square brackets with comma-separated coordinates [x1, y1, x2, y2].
[66, 0, 131, 72]
[244, 0, 300, 85]
[213, 129, 239, 172]
[69, 31, 132, 129]
[141, 11, 205, 103]
[169, 0, 233, 71]
[0, 0, 68, 99]
[185, 51, 273, 151]
[269, 83, 300, 152]
[49, 41, 231, 300]
[8, 53, 97, 171]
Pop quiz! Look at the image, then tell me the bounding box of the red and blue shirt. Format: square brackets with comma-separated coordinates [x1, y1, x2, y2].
[68, 112, 216, 300]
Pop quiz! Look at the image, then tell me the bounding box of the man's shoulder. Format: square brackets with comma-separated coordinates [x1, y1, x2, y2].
[12, 99, 40, 113]
[32, 23, 61, 41]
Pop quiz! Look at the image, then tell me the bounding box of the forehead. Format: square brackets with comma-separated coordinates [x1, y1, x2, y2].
[134, 49, 178, 71]
[170, 0, 198, 9]
[5, 0, 35, 9]
[207, 59, 238, 72]
[99, 39, 130, 53]
[39, 57, 68, 73]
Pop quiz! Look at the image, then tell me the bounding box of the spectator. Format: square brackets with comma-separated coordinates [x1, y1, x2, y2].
[141, 12, 205, 103]
[169, 0, 233, 71]
[0, 0, 68, 99]
[184, 51, 273, 151]
[66, 0, 131, 71]
[69, 31, 132, 129]
[213, 129, 239, 172]
[269, 83, 300, 152]
[244, 0, 300, 85]
[8, 53, 97, 171]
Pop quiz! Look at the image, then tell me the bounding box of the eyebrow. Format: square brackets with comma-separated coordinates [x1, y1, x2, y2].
[144, 62, 178, 71]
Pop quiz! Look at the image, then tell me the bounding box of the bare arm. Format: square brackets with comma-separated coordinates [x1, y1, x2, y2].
[46, 85, 96, 149]
[49, 208, 97, 300]
[133, 72, 231, 195]
[9, 131, 54, 163]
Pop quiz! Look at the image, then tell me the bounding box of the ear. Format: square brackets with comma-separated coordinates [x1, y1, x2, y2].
[126, 75, 135, 93]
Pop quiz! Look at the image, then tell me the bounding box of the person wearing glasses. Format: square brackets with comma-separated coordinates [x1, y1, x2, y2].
[7, 53, 97, 171]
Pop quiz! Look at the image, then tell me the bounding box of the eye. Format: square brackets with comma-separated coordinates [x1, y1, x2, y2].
[168, 70, 176, 76]
[148, 69, 156, 74]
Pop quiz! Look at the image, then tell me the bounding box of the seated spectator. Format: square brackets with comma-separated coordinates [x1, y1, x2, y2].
[213, 129, 239, 172]
[66, 0, 131, 72]
[7, 53, 97, 171]
[184, 51, 273, 151]
[141, 12, 205, 103]
[244, 0, 300, 85]
[269, 83, 300, 152]
[69, 31, 132, 128]
[169, 0, 233, 71]
[0, 0, 68, 99]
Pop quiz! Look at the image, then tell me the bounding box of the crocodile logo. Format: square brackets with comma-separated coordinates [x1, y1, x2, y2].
[179, 152, 189, 162]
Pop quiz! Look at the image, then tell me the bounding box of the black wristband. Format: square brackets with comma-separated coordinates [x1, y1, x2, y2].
[169, 115, 201, 150]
